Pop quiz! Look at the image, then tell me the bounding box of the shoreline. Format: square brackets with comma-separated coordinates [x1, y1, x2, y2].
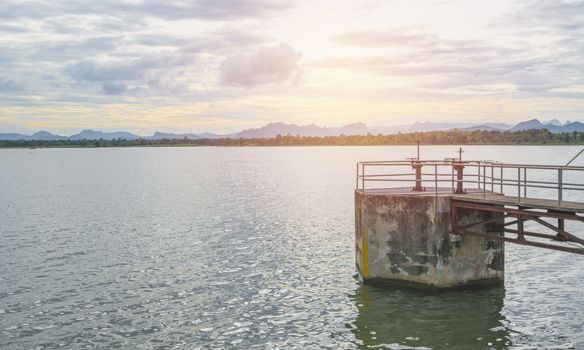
[1, 142, 583, 150]
[2, 129, 581, 148]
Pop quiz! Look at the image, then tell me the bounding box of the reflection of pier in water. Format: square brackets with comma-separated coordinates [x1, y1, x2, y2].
[351, 284, 510, 349]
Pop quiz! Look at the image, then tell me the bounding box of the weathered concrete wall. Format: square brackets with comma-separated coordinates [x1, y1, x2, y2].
[355, 190, 504, 289]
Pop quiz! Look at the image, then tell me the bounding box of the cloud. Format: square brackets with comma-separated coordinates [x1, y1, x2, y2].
[0, 23, 30, 33]
[220, 43, 302, 87]
[49, 26, 272, 96]
[132, 0, 292, 20]
[67, 60, 145, 82]
[0, 0, 286, 102]
[66, 53, 197, 95]
[41, 15, 146, 35]
[0, 78, 24, 93]
[325, 22, 584, 97]
[28, 36, 121, 62]
[130, 33, 194, 47]
[2, 0, 583, 132]
[330, 27, 516, 58]
[176, 30, 270, 53]
[332, 29, 437, 47]
[101, 81, 126, 95]
[0, 0, 293, 21]
[516, 1, 584, 28]
[501, 0, 584, 95]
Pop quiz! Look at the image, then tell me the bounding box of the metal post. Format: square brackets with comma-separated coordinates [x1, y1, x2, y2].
[478, 162, 481, 190]
[412, 162, 424, 191]
[523, 168, 527, 198]
[558, 168, 563, 206]
[356, 163, 359, 189]
[361, 163, 365, 191]
[517, 167, 521, 204]
[451, 165, 455, 193]
[500, 167, 503, 194]
[435, 164, 438, 197]
[483, 165, 487, 199]
[517, 215, 525, 240]
[491, 165, 494, 193]
[454, 163, 465, 194]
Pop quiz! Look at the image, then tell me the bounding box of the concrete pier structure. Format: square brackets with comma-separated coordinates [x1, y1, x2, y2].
[355, 188, 505, 289]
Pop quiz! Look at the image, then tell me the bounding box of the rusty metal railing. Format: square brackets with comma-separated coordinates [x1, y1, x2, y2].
[356, 159, 584, 207]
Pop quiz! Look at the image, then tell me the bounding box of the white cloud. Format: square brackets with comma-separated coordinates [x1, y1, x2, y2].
[220, 43, 303, 87]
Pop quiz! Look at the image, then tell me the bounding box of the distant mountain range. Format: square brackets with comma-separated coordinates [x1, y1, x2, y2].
[509, 119, 584, 132]
[0, 129, 142, 141]
[233, 122, 370, 138]
[69, 130, 141, 141]
[1, 119, 582, 141]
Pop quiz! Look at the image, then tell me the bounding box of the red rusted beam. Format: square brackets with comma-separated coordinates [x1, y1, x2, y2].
[452, 201, 584, 222]
[529, 217, 584, 246]
[455, 229, 584, 255]
[453, 217, 501, 231]
[451, 200, 584, 254]
[504, 228, 568, 242]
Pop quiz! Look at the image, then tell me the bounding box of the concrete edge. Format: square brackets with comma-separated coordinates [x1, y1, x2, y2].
[363, 277, 504, 293]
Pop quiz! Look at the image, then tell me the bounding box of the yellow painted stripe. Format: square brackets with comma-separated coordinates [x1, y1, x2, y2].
[361, 228, 369, 278]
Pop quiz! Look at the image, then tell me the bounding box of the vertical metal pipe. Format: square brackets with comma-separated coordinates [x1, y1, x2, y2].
[491, 165, 494, 192]
[478, 162, 481, 190]
[483, 165, 486, 199]
[413, 163, 423, 191]
[558, 168, 563, 206]
[454, 164, 465, 194]
[500, 166, 503, 194]
[361, 163, 365, 191]
[435, 164, 438, 195]
[517, 167, 521, 204]
[523, 167, 527, 198]
[451, 203, 458, 234]
[451, 164, 454, 193]
[356, 163, 359, 189]
[434, 164, 438, 212]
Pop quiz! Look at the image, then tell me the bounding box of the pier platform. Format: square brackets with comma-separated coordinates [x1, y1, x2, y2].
[355, 159, 584, 289]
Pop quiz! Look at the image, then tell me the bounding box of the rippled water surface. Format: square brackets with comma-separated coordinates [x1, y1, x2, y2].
[1, 146, 584, 349]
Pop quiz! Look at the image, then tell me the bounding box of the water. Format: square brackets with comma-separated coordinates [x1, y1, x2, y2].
[1, 145, 583, 349]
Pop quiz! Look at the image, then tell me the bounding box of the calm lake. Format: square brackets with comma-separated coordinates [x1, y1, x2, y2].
[1, 145, 584, 349]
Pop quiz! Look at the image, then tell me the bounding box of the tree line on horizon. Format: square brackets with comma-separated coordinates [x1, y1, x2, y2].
[1, 128, 583, 148]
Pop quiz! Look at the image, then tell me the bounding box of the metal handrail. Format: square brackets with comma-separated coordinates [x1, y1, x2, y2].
[356, 159, 584, 207]
[358, 159, 584, 171]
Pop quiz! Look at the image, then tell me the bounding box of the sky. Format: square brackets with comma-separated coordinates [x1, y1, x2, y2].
[1, 0, 583, 135]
